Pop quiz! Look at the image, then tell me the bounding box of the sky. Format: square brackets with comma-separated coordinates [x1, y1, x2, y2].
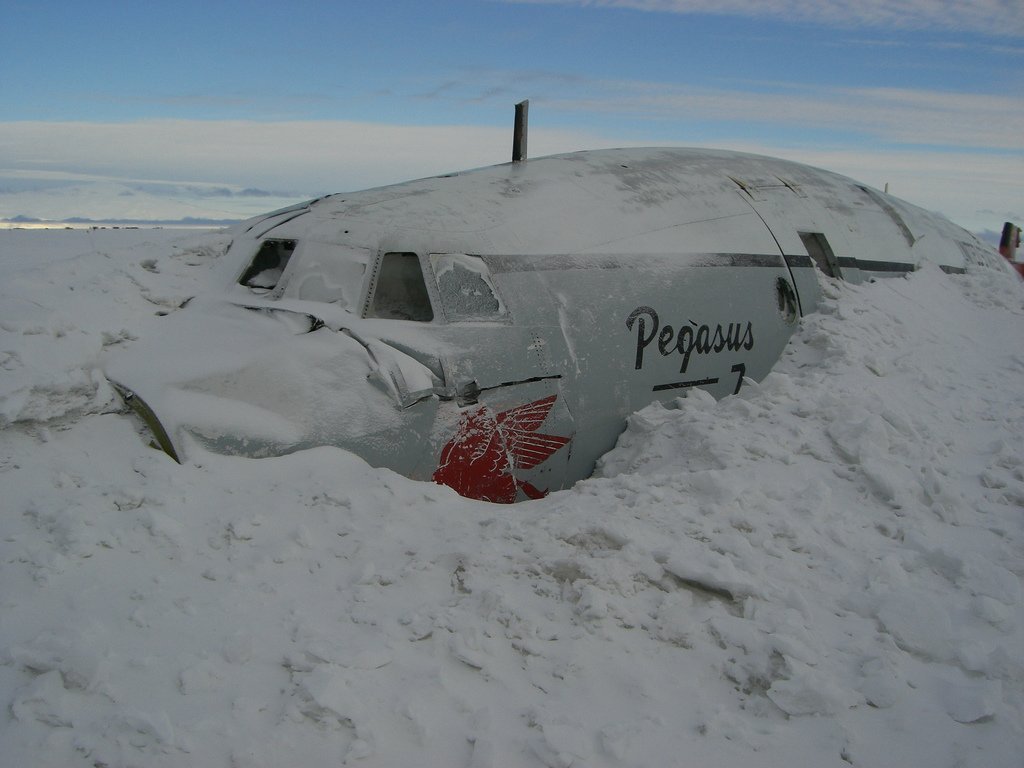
[1, 0, 1022, 232]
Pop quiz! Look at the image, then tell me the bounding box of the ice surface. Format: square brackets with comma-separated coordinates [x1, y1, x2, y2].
[1, 228, 1023, 767]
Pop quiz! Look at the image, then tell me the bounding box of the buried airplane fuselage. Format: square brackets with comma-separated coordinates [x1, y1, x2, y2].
[105, 148, 1011, 502]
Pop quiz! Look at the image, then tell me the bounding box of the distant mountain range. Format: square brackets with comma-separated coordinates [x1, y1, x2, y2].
[0, 175, 313, 229]
[1, 214, 241, 229]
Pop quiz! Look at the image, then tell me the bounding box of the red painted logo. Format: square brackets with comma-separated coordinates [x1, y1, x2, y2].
[433, 394, 571, 503]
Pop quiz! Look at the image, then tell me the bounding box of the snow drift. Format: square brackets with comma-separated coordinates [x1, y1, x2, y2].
[1, 228, 1022, 767]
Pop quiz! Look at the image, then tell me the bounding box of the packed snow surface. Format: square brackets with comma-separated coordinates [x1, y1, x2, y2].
[1, 228, 1023, 767]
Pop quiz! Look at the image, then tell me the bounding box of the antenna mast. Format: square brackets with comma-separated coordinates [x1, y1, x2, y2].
[512, 100, 529, 163]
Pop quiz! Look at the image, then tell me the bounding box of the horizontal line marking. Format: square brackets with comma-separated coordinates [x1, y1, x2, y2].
[485, 253, 787, 273]
[653, 377, 720, 392]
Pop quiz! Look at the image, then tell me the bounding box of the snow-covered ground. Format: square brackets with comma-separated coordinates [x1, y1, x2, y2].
[1, 227, 1023, 767]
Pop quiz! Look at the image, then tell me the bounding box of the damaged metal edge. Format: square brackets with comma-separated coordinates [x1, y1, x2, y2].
[110, 381, 181, 464]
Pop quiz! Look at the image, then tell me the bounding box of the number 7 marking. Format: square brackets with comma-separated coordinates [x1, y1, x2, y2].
[731, 363, 746, 395]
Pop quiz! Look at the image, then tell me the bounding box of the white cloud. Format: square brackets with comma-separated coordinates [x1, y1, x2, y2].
[0, 120, 603, 194]
[0, 117, 1020, 231]
[545, 81, 1024, 150]
[509, 0, 1024, 35]
[382, 65, 1024, 152]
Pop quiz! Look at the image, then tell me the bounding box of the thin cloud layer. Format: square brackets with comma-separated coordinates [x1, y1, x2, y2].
[512, 0, 1024, 35]
[1, 121, 518, 193]
[1, 117, 1020, 231]
[545, 80, 1024, 150]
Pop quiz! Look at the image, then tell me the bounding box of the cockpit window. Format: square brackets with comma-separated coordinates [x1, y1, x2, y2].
[239, 239, 296, 291]
[364, 252, 434, 321]
[281, 242, 369, 308]
[431, 253, 505, 320]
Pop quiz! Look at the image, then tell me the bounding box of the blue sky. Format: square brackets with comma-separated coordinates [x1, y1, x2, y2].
[1, 0, 1021, 231]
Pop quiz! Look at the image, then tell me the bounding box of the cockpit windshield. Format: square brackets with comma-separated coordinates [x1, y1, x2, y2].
[364, 252, 434, 321]
[238, 239, 295, 291]
[238, 238, 371, 311]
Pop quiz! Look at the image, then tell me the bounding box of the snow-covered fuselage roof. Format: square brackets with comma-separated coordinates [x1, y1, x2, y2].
[227, 147, 989, 273]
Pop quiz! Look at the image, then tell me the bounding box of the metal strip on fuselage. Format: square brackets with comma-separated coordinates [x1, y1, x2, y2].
[482, 252, 790, 274]
[838, 257, 915, 274]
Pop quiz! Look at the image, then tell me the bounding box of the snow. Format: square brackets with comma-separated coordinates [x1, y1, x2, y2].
[1, 227, 1023, 767]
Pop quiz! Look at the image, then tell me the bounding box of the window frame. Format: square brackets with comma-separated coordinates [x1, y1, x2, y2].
[236, 238, 299, 296]
[428, 252, 509, 324]
[361, 250, 439, 322]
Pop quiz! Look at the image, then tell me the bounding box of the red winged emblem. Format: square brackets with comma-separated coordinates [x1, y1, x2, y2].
[433, 394, 571, 503]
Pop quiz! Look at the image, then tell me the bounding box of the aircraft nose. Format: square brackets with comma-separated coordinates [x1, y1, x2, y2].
[103, 297, 398, 462]
[104, 300, 311, 462]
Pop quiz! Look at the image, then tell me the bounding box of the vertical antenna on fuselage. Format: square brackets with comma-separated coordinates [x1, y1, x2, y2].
[513, 100, 529, 163]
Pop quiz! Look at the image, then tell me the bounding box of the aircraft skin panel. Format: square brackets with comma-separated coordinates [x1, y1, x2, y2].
[106, 147, 1011, 503]
[508, 255, 794, 480]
